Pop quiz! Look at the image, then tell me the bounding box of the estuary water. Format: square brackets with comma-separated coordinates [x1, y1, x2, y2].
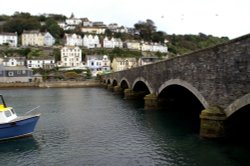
[0, 88, 249, 166]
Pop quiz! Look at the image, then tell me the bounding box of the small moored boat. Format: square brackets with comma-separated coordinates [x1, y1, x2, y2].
[0, 95, 40, 141]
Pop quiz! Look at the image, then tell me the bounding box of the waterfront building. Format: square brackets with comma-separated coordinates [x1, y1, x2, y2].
[0, 32, 18, 47]
[3, 57, 26, 67]
[0, 65, 33, 82]
[27, 57, 56, 69]
[138, 56, 161, 66]
[86, 55, 111, 76]
[59, 46, 82, 67]
[111, 57, 138, 72]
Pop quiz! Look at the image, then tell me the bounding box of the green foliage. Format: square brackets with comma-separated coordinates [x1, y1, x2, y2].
[52, 48, 61, 62]
[42, 18, 64, 39]
[0, 15, 10, 21]
[166, 33, 229, 55]
[64, 71, 80, 79]
[3, 15, 41, 35]
[27, 49, 43, 58]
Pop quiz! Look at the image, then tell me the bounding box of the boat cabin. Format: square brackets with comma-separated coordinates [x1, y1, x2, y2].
[0, 105, 17, 123]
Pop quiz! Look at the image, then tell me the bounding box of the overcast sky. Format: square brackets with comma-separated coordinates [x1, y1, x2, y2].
[1, 0, 249, 39]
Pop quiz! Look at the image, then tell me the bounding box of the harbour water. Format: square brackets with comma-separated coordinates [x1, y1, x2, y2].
[0, 88, 249, 166]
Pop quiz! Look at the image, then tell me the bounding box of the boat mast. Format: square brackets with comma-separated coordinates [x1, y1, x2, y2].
[0, 95, 7, 108]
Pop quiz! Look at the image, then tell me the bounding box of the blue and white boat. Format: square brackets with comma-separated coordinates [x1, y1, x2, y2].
[0, 95, 40, 141]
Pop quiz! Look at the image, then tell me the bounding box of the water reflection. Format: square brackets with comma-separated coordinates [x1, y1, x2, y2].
[0, 136, 39, 153]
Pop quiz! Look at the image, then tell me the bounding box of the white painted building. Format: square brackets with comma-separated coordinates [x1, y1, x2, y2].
[81, 26, 106, 34]
[27, 57, 55, 69]
[0, 33, 18, 47]
[65, 18, 82, 26]
[65, 33, 83, 46]
[125, 40, 141, 50]
[86, 55, 111, 76]
[44, 32, 55, 46]
[60, 46, 82, 67]
[103, 37, 123, 48]
[83, 35, 101, 48]
[3, 57, 25, 67]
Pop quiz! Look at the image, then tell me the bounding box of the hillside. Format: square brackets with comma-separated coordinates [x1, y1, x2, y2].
[0, 12, 230, 57]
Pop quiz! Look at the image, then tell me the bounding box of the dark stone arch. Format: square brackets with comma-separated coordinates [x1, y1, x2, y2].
[112, 80, 118, 86]
[132, 77, 153, 94]
[158, 79, 208, 109]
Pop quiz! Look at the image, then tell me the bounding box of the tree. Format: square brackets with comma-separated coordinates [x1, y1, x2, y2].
[43, 18, 64, 39]
[3, 16, 41, 35]
[134, 19, 156, 41]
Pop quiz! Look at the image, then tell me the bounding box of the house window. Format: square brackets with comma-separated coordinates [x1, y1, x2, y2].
[8, 72, 14, 76]
[91, 62, 94, 66]
[22, 70, 26, 74]
[11, 62, 14, 65]
[17, 70, 21, 75]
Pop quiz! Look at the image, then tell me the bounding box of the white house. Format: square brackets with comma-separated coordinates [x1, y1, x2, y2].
[59, 46, 82, 67]
[86, 55, 111, 76]
[2, 57, 26, 67]
[83, 35, 101, 48]
[0, 32, 18, 47]
[111, 57, 138, 72]
[27, 57, 55, 69]
[125, 40, 141, 50]
[65, 33, 83, 46]
[138, 56, 161, 66]
[81, 26, 106, 34]
[21, 30, 55, 46]
[44, 32, 55, 46]
[65, 18, 82, 26]
[103, 37, 123, 48]
[152, 43, 168, 53]
[82, 17, 92, 27]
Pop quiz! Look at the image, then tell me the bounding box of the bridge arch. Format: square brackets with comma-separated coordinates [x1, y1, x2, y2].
[158, 79, 209, 109]
[119, 77, 131, 89]
[112, 79, 118, 86]
[107, 79, 111, 85]
[132, 77, 154, 94]
[225, 93, 250, 117]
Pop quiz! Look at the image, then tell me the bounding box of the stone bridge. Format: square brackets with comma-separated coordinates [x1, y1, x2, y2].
[101, 34, 250, 139]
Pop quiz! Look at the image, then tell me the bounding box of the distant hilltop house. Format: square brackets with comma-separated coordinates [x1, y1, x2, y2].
[21, 30, 55, 47]
[0, 65, 33, 82]
[0, 32, 18, 47]
[58, 46, 83, 68]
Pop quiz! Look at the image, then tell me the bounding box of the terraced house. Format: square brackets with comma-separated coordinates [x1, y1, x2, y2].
[21, 30, 55, 46]
[0, 32, 18, 47]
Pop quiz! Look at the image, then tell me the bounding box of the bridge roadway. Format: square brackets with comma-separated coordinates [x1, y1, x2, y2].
[101, 34, 250, 138]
